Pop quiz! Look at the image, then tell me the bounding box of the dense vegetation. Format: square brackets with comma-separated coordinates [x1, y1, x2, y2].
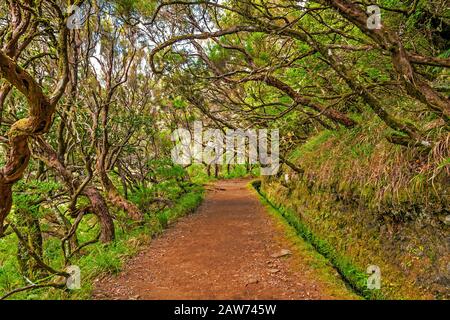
[0, 0, 448, 299]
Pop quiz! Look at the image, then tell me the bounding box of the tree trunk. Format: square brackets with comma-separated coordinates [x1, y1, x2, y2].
[83, 187, 116, 243]
[0, 184, 13, 235]
[0, 20, 68, 235]
[214, 164, 219, 178]
[97, 161, 143, 222]
[16, 208, 44, 280]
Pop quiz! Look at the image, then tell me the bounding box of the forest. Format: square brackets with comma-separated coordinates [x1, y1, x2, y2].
[0, 0, 448, 301]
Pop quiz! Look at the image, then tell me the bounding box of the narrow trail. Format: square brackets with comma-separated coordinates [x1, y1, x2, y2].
[93, 179, 354, 300]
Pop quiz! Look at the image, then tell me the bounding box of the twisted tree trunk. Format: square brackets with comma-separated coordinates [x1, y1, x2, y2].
[0, 4, 69, 235]
[96, 157, 144, 222]
[33, 138, 115, 243]
[0, 52, 56, 235]
[83, 187, 116, 243]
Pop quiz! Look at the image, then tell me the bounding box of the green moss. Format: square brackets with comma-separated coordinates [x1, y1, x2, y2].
[252, 180, 384, 300]
[249, 182, 360, 300]
[259, 177, 439, 299]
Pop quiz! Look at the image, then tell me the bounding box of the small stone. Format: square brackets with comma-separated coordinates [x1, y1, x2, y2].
[269, 269, 280, 273]
[246, 278, 259, 285]
[271, 249, 292, 258]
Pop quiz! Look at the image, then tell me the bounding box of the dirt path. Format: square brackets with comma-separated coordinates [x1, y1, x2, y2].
[93, 179, 354, 300]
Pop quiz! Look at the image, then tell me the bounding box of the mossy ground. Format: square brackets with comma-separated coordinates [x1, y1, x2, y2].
[250, 181, 362, 300]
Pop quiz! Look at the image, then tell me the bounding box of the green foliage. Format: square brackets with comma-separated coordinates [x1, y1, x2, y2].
[157, 212, 169, 229]
[222, 164, 259, 179]
[113, 0, 157, 15]
[13, 180, 61, 214]
[172, 96, 187, 109]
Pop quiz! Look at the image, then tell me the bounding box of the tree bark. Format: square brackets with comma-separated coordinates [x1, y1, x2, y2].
[0, 52, 54, 235]
[83, 187, 116, 243]
[97, 161, 144, 222]
[0, 12, 69, 235]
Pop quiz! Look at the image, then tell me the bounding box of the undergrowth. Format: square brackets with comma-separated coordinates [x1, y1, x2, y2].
[0, 186, 204, 300]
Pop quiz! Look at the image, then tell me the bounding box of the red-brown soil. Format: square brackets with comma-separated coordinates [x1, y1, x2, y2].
[93, 179, 352, 300]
